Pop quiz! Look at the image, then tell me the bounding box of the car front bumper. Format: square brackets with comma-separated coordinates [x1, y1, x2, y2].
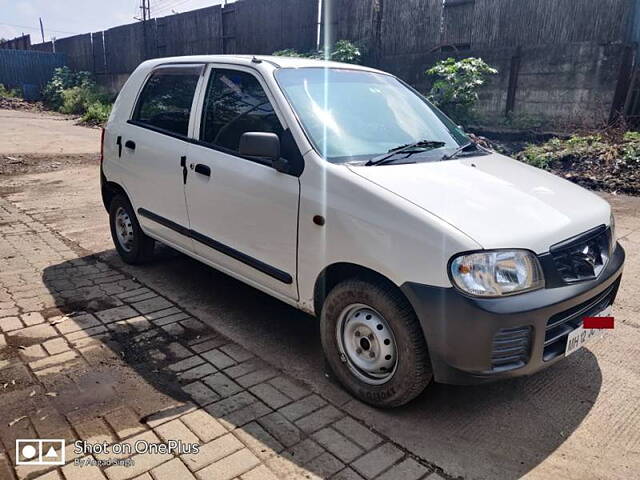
[401, 243, 625, 385]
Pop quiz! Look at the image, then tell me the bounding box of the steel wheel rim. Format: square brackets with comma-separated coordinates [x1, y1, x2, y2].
[114, 206, 134, 252]
[336, 303, 398, 385]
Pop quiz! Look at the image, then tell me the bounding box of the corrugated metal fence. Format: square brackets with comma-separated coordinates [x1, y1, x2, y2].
[0, 49, 66, 99]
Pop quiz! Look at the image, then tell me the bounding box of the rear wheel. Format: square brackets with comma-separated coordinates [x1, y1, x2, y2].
[109, 195, 155, 264]
[321, 279, 432, 408]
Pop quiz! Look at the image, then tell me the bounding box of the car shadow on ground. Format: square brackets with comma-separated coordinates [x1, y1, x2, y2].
[38, 246, 602, 480]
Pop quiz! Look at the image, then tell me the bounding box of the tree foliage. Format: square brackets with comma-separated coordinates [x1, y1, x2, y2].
[273, 40, 362, 64]
[426, 57, 497, 125]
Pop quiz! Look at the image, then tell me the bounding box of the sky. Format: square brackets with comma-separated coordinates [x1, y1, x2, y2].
[0, 0, 226, 43]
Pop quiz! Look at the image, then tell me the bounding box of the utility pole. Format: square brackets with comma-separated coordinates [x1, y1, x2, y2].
[140, 0, 151, 22]
[39, 17, 45, 43]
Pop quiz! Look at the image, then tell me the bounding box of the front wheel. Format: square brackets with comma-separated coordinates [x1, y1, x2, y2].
[320, 279, 432, 408]
[109, 195, 155, 264]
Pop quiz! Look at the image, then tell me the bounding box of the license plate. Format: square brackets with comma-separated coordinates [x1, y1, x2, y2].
[565, 305, 612, 357]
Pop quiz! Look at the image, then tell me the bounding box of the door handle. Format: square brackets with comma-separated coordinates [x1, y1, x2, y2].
[180, 156, 187, 184]
[194, 164, 211, 177]
[125, 140, 136, 150]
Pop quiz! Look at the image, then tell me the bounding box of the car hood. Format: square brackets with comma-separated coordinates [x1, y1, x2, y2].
[347, 153, 611, 254]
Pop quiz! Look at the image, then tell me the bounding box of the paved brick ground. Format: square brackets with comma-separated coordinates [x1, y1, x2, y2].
[0, 197, 447, 480]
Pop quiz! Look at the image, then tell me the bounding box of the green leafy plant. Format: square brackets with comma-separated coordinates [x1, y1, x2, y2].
[273, 40, 362, 64]
[517, 132, 640, 170]
[426, 57, 497, 125]
[42, 66, 95, 110]
[0, 83, 22, 98]
[81, 101, 112, 125]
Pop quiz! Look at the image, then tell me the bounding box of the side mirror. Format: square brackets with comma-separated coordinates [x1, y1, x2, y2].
[239, 132, 289, 173]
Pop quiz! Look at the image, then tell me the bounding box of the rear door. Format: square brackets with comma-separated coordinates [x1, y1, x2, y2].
[122, 64, 203, 250]
[185, 65, 300, 299]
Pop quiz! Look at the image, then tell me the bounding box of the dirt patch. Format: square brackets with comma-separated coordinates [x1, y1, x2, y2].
[0, 153, 99, 176]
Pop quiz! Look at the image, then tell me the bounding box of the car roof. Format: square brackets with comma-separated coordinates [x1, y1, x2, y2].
[138, 54, 385, 74]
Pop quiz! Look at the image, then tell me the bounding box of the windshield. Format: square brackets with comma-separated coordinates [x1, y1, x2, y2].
[275, 68, 469, 163]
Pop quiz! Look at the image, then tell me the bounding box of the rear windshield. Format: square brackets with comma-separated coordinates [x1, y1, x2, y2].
[275, 68, 468, 163]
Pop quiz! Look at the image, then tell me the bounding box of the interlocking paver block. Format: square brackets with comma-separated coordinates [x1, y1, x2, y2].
[249, 383, 291, 409]
[7, 323, 57, 340]
[154, 419, 200, 446]
[191, 337, 227, 354]
[268, 376, 310, 401]
[104, 407, 146, 440]
[28, 350, 78, 371]
[181, 433, 243, 472]
[55, 313, 101, 334]
[195, 448, 260, 480]
[201, 349, 236, 369]
[169, 356, 205, 372]
[42, 338, 70, 355]
[219, 343, 254, 363]
[21, 312, 45, 326]
[183, 381, 220, 406]
[376, 458, 429, 480]
[233, 421, 284, 460]
[73, 417, 117, 445]
[221, 400, 271, 429]
[312, 427, 364, 463]
[203, 372, 242, 398]
[178, 363, 217, 383]
[206, 391, 257, 418]
[332, 417, 382, 450]
[240, 465, 280, 480]
[151, 458, 196, 480]
[104, 451, 172, 480]
[181, 409, 228, 442]
[62, 456, 107, 480]
[351, 443, 404, 479]
[279, 394, 326, 421]
[236, 367, 278, 388]
[130, 296, 173, 314]
[283, 438, 324, 464]
[144, 403, 197, 428]
[257, 412, 303, 448]
[306, 451, 344, 477]
[95, 305, 138, 324]
[296, 405, 344, 433]
[333, 467, 366, 480]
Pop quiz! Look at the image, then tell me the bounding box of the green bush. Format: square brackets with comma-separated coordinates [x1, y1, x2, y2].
[0, 83, 21, 98]
[42, 66, 98, 110]
[82, 101, 112, 125]
[517, 132, 640, 170]
[426, 57, 497, 126]
[273, 40, 363, 64]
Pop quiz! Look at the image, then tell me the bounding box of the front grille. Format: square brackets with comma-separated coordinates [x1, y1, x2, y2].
[491, 326, 532, 372]
[542, 282, 618, 361]
[550, 226, 610, 283]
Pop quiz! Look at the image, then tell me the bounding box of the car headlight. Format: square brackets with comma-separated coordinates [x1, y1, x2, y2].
[449, 250, 544, 297]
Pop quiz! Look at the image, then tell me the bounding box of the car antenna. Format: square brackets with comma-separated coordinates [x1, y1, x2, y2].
[251, 56, 262, 64]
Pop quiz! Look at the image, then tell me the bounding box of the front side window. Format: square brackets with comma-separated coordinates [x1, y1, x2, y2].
[133, 68, 200, 136]
[275, 68, 469, 163]
[200, 69, 283, 153]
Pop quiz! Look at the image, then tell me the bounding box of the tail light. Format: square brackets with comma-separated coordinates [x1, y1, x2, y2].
[100, 127, 105, 165]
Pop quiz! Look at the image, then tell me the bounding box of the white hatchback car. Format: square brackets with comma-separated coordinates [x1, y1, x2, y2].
[101, 55, 625, 407]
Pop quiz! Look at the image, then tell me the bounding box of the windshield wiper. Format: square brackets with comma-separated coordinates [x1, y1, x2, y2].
[441, 142, 479, 161]
[365, 140, 446, 166]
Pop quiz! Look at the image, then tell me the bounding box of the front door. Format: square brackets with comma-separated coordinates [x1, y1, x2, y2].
[185, 66, 300, 299]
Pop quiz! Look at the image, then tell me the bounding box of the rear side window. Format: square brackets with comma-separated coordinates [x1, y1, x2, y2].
[132, 68, 200, 136]
[200, 69, 283, 153]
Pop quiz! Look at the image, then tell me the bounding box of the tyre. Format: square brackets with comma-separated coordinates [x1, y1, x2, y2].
[108, 194, 155, 264]
[320, 279, 432, 407]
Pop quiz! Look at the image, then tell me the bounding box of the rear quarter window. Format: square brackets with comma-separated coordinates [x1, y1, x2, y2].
[132, 69, 200, 136]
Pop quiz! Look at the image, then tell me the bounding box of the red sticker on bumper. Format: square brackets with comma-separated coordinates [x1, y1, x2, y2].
[583, 317, 614, 329]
